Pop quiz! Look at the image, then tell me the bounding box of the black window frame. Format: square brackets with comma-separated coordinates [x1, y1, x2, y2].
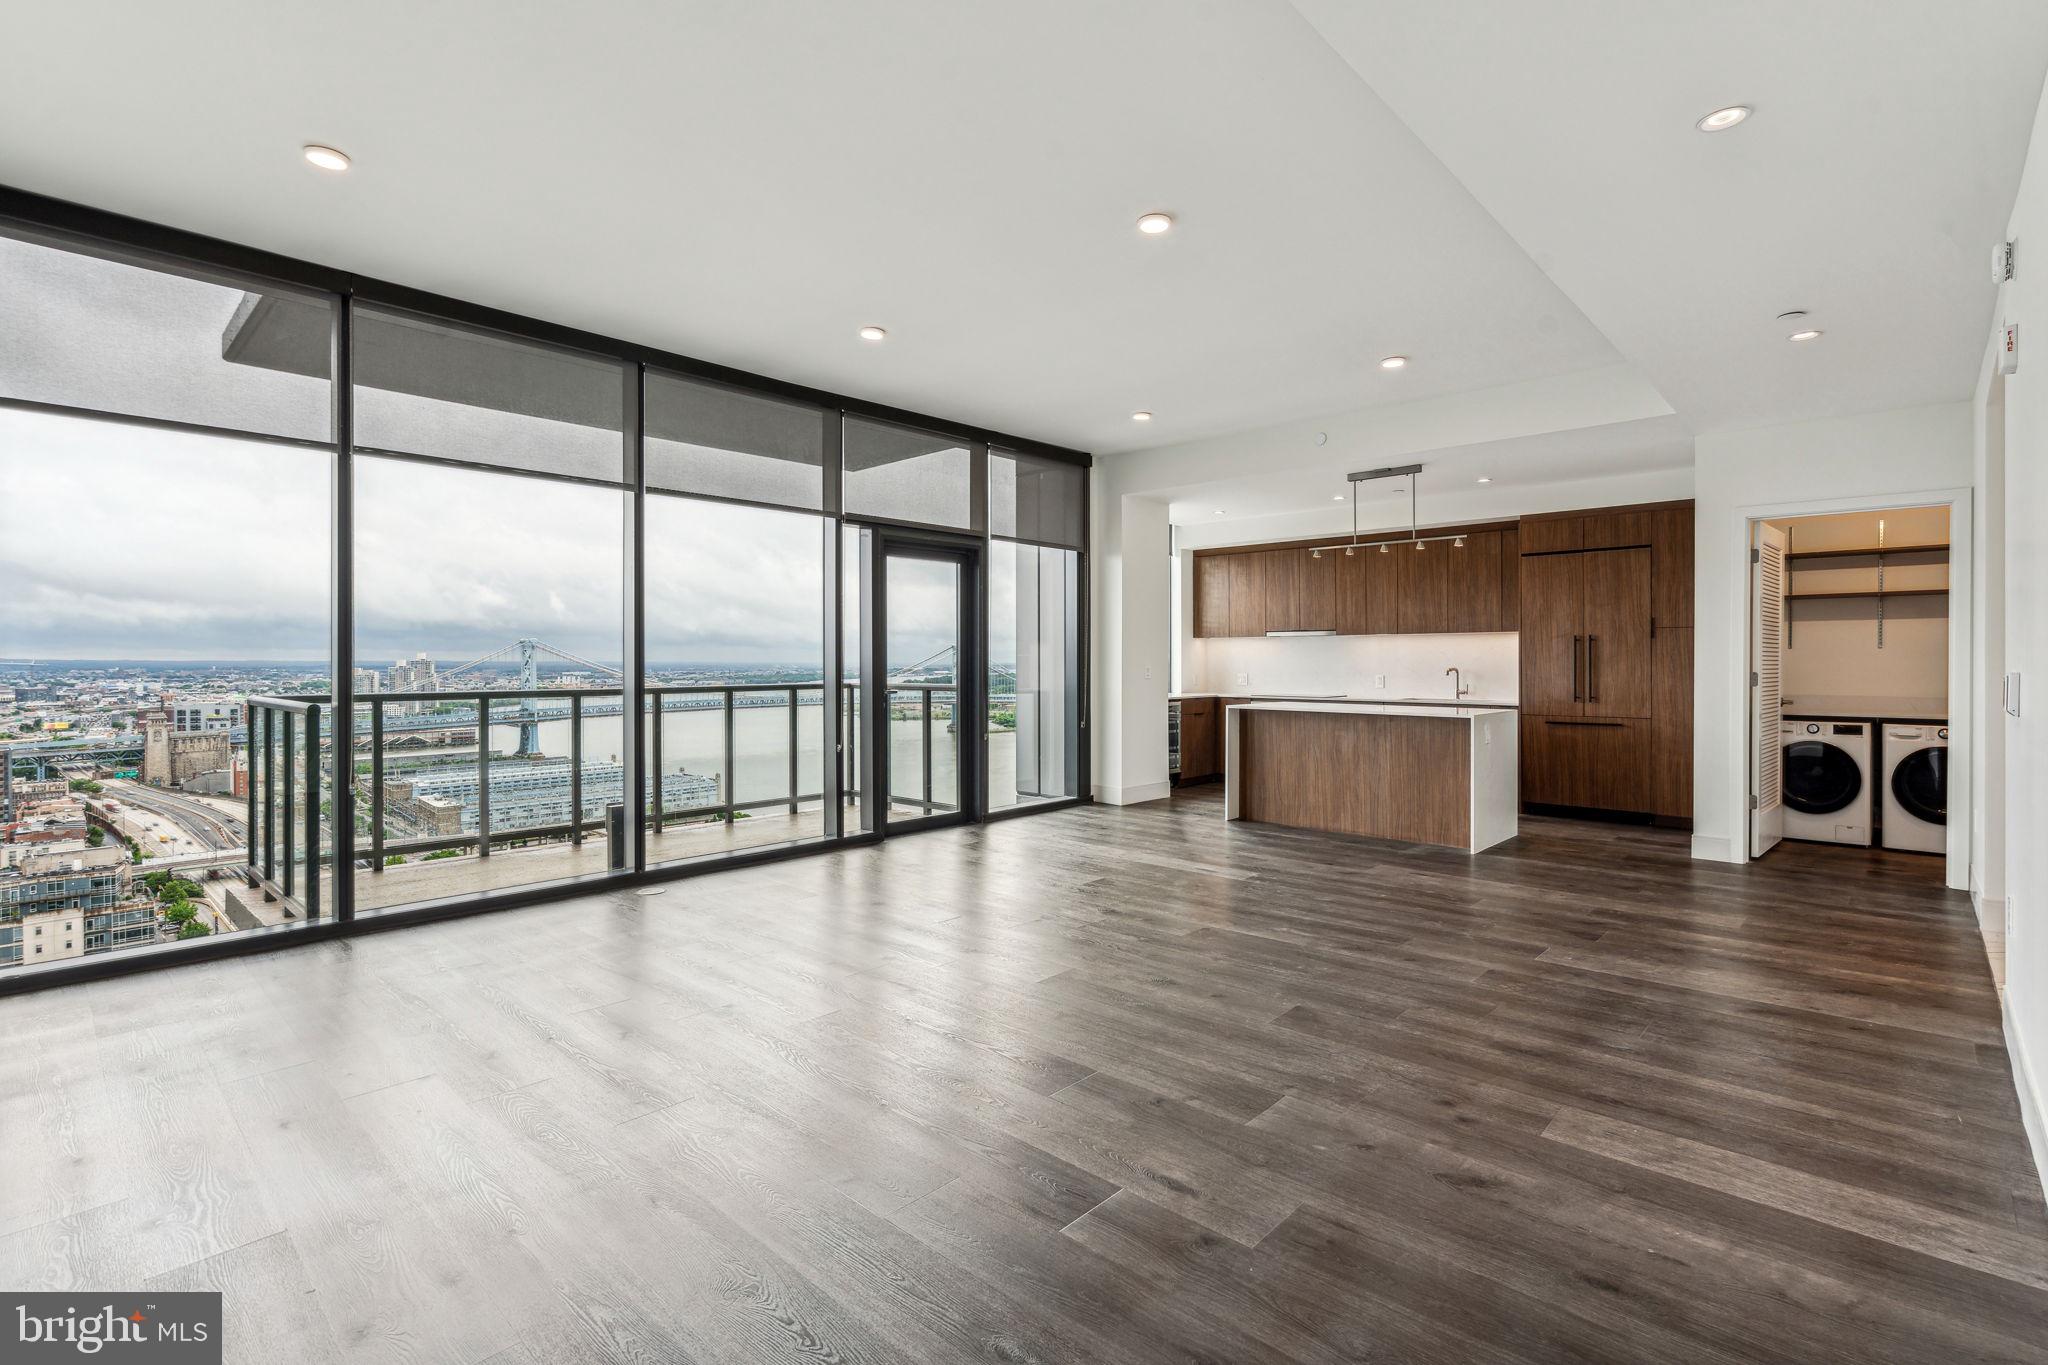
[0, 183, 1091, 995]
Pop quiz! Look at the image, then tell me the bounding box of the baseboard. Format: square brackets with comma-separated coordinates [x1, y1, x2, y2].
[1973, 889, 2008, 937]
[1090, 780, 1171, 807]
[1690, 833, 1737, 863]
[2002, 993, 2048, 1207]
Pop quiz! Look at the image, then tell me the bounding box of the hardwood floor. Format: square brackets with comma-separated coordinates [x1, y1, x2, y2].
[3, 788, 2042, 1364]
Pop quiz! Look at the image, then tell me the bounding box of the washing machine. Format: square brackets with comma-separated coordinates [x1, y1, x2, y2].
[1881, 724, 1948, 854]
[1780, 718, 1873, 846]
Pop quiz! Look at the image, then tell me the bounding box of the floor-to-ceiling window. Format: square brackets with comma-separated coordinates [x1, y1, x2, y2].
[643, 372, 831, 862]
[0, 228, 334, 970]
[987, 449, 1084, 808]
[348, 306, 628, 909]
[0, 198, 1088, 986]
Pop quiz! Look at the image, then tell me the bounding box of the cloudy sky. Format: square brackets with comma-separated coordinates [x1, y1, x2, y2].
[0, 405, 974, 666]
[0, 231, 998, 671]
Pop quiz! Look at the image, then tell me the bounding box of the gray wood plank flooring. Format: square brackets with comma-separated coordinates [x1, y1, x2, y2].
[3, 787, 2042, 1363]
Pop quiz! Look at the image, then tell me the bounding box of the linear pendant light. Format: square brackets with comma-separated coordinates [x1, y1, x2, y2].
[1270, 463, 1464, 637]
[1299, 463, 1469, 561]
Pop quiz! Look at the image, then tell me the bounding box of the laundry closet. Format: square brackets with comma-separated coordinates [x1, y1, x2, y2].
[1755, 507, 1949, 857]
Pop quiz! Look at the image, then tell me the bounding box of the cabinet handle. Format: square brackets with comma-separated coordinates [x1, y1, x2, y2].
[1572, 635, 1583, 702]
[1588, 635, 1599, 703]
[1545, 719, 1625, 728]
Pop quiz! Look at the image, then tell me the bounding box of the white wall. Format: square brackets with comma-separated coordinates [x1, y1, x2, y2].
[1983, 64, 2048, 1201]
[1973, 369, 2008, 930]
[1185, 630, 1518, 703]
[1172, 465, 1693, 550]
[1769, 509, 1951, 704]
[1692, 403, 1974, 867]
[1088, 491, 1172, 804]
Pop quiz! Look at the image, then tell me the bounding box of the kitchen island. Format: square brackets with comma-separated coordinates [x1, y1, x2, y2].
[1223, 701, 1518, 853]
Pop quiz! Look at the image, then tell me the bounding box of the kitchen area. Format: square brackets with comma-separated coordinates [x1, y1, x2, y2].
[1170, 487, 1695, 854]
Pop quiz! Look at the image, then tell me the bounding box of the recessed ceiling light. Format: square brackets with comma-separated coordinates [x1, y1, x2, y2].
[1695, 105, 1750, 133]
[1131, 410, 1153, 421]
[1137, 212, 1174, 235]
[1212, 509, 1226, 515]
[302, 144, 350, 172]
[1475, 476, 1493, 484]
[1788, 328, 1823, 342]
[858, 325, 887, 342]
[1379, 355, 1408, 370]
[1332, 494, 1345, 501]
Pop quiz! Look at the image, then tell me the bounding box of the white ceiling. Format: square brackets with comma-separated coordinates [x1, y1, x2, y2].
[1295, 0, 2048, 435]
[4, 2, 2041, 483]
[0, 0, 1618, 457]
[1162, 414, 1694, 526]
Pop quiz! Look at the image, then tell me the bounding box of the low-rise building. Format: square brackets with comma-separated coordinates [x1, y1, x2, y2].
[0, 845, 157, 969]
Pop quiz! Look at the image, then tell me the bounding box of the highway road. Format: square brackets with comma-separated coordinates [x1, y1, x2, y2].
[105, 779, 247, 852]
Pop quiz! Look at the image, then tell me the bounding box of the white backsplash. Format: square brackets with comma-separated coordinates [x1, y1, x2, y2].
[1189, 632, 1519, 701]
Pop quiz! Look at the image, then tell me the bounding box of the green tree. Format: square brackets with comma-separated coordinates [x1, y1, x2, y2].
[162, 901, 198, 925]
[384, 854, 406, 867]
[85, 826, 106, 846]
[176, 920, 212, 940]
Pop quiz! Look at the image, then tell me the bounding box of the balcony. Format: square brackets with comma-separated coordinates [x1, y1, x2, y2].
[238, 681, 1019, 925]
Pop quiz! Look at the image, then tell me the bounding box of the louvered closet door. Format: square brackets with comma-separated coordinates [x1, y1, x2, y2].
[1750, 521, 1788, 856]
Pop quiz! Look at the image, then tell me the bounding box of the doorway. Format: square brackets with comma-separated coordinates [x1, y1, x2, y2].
[1738, 494, 1970, 889]
[850, 529, 984, 835]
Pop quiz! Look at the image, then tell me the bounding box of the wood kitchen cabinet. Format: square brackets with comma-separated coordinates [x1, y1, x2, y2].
[1297, 548, 1336, 631]
[1195, 548, 1336, 637]
[1196, 522, 1516, 638]
[1582, 547, 1651, 719]
[1444, 530, 1508, 632]
[1518, 550, 1583, 715]
[1520, 508, 1653, 555]
[1518, 548, 1649, 719]
[1521, 717, 1652, 812]
[1196, 554, 1234, 639]
[1517, 498, 1691, 821]
[1394, 542, 1450, 633]
[1650, 628, 1694, 819]
[1651, 504, 1694, 631]
[1335, 549, 1382, 634]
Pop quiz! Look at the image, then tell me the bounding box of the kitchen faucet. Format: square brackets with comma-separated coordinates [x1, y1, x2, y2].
[1445, 666, 1470, 700]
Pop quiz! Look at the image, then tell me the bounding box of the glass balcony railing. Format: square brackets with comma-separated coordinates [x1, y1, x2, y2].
[228, 677, 980, 931]
[244, 696, 327, 922]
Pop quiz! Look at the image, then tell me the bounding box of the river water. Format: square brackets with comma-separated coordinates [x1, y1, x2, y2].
[459, 706, 1017, 808]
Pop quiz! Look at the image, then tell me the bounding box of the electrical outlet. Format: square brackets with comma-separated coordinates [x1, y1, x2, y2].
[1235, 672, 1250, 687]
[1373, 674, 1387, 689]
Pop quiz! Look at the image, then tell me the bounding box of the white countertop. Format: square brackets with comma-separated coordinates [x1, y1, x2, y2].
[1782, 693, 1948, 722]
[1170, 690, 1345, 700]
[1173, 692, 1516, 707]
[1228, 700, 1515, 720]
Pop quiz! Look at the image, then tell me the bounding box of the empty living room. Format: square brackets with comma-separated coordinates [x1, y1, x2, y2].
[3, 4, 2048, 1362]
